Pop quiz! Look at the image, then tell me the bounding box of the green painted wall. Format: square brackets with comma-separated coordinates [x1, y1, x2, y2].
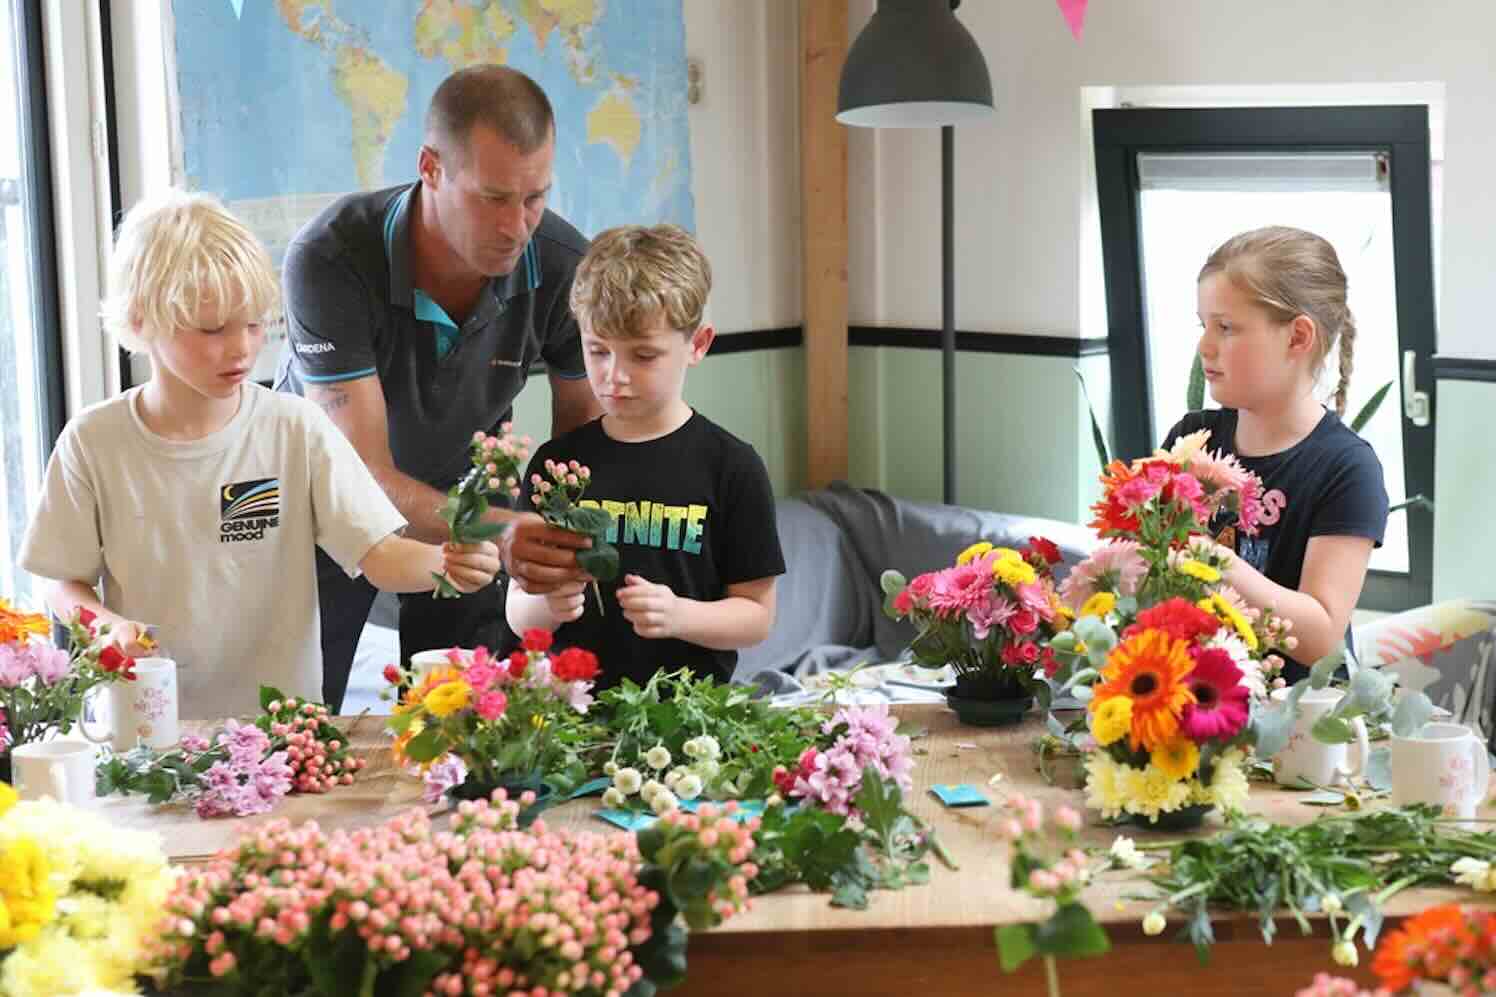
[1433, 378, 1494, 603]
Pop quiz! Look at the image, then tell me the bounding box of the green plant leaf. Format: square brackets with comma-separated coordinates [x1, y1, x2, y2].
[995, 923, 1039, 973]
[1186, 352, 1206, 412]
[1390, 689, 1435, 738]
[1034, 903, 1111, 960]
[401, 726, 447, 764]
[374, 948, 447, 997]
[1311, 714, 1358, 745]
[1349, 380, 1393, 434]
[563, 505, 613, 535]
[1075, 368, 1111, 470]
[455, 520, 509, 542]
[577, 542, 620, 582]
[259, 686, 288, 711]
[1309, 646, 1345, 688]
[305, 912, 368, 997]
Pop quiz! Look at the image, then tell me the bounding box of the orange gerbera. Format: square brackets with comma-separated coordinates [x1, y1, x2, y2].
[1090, 629, 1196, 751]
[1089, 460, 1143, 536]
[1372, 904, 1474, 993]
[0, 599, 50, 646]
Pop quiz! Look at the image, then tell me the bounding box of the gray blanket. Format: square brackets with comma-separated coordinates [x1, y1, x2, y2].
[736, 482, 1096, 693]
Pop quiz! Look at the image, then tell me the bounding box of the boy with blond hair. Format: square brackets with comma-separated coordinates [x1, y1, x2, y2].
[506, 224, 784, 686]
[20, 189, 499, 719]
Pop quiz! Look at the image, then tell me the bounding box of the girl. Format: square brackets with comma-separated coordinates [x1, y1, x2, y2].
[1163, 226, 1389, 680]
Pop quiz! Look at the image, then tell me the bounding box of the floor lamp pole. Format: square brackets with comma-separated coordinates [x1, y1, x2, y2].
[941, 124, 956, 505]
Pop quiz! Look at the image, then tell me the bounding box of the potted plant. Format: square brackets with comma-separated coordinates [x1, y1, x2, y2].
[882, 537, 1068, 726]
[386, 629, 599, 825]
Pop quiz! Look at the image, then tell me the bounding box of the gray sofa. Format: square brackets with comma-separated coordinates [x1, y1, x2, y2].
[735, 482, 1097, 688]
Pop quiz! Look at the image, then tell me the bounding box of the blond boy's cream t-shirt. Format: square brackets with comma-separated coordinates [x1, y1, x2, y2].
[20, 383, 406, 719]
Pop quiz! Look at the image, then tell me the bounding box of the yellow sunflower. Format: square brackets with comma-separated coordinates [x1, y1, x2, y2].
[1151, 737, 1201, 781]
[1091, 629, 1196, 752]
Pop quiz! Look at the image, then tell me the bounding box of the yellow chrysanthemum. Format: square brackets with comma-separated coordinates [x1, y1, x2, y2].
[1197, 594, 1259, 651]
[424, 680, 472, 718]
[956, 541, 994, 566]
[1176, 558, 1221, 584]
[1091, 696, 1133, 746]
[1091, 629, 1196, 752]
[0, 599, 50, 646]
[1079, 591, 1117, 619]
[0, 837, 57, 948]
[0, 784, 16, 818]
[993, 557, 1038, 588]
[1195, 748, 1250, 811]
[1083, 752, 1128, 820]
[1151, 737, 1201, 781]
[995, 547, 1024, 563]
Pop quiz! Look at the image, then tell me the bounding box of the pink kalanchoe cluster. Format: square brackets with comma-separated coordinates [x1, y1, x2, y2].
[264, 696, 367, 794]
[995, 794, 1094, 901]
[194, 719, 294, 818]
[1293, 975, 1375, 997]
[529, 458, 592, 508]
[152, 790, 757, 997]
[470, 424, 531, 500]
[774, 704, 913, 817]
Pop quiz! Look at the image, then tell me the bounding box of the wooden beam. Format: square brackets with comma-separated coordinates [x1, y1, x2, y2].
[800, 0, 849, 489]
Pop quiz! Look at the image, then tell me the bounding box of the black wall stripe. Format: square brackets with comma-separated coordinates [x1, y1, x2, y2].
[1433, 355, 1496, 383]
[848, 326, 1108, 357]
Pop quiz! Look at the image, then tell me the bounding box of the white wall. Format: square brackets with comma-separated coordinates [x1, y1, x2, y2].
[850, 0, 1496, 357]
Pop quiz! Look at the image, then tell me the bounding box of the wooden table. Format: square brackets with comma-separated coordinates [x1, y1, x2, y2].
[103, 706, 1456, 995]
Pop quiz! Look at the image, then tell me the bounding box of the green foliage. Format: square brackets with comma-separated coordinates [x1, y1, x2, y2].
[1075, 367, 1112, 471]
[433, 432, 525, 598]
[996, 903, 1110, 973]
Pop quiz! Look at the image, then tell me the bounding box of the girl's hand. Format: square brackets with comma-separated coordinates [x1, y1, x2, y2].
[441, 541, 502, 594]
[617, 574, 680, 640]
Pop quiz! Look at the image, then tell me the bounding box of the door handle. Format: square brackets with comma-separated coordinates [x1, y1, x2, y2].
[1402, 350, 1431, 427]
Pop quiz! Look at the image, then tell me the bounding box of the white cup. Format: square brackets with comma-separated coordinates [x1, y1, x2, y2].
[11, 740, 97, 806]
[409, 648, 472, 684]
[81, 656, 180, 751]
[1390, 721, 1493, 820]
[1271, 686, 1370, 788]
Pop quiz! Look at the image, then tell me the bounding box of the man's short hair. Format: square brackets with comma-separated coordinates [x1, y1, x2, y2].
[570, 224, 712, 340]
[425, 65, 554, 163]
[100, 188, 278, 353]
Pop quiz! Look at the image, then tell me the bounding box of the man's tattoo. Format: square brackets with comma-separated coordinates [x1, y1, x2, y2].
[312, 388, 350, 413]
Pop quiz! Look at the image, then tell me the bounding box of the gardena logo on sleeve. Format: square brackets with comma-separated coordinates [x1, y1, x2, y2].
[220, 478, 280, 543]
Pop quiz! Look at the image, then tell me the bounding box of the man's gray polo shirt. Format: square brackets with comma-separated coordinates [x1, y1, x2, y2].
[274, 182, 589, 489]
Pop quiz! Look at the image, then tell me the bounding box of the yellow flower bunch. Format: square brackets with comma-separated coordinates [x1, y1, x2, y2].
[1197, 593, 1258, 651]
[425, 679, 473, 718]
[0, 798, 174, 997]
[1091, 696, 1132, 746]
[1175, 558, 1221, 584]
[1078, 591, 1116, 620]
[956, 541, 994, 566]
[991, 549, 1038, 588]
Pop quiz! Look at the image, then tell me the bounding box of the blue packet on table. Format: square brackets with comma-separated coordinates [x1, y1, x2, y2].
[929, 783, 991, 808]
[594, 809, 659, 831]
[594, 798, 778, 832]
[565, 776, 612, 800]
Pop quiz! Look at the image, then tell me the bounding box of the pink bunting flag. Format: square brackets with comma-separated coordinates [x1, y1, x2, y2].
[1057, 0, 1088, 41]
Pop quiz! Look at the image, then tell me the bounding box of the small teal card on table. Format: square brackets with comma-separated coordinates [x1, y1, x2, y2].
[929, 783, 991, 808]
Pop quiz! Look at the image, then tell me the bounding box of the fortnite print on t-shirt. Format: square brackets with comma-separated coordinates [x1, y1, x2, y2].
[578, 498, 708, 554]
[1216, 487, 1287, 574]
[220, 478, 281, 544]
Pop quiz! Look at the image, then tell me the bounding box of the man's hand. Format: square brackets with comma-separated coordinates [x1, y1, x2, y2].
[500, 513, 593, 594]
[617, 574, 679, 640]
[440, 541, 502, 594]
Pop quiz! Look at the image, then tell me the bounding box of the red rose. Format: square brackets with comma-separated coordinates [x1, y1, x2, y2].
[1041, 646, 1060, 678]
[508, 651, 530, 678]
[522, 628, 554, 653]
[1017, 641, 1040, 664]
[1010, 609, 1039, 635]
[382, 664, 401, 685]
[1001, 643, 1025, 666]
[99, 644, 130, 674]
[77, 606, 97, 629]
[1028, 536, 1063, 565]
[551, 647, 600, 683]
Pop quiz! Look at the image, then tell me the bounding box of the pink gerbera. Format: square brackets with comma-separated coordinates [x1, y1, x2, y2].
[926, 563, 995, 618]
[1186, 448, 1263, 535]
[1179, 646, 1250, 742]
[1059, 540, 1147, 610]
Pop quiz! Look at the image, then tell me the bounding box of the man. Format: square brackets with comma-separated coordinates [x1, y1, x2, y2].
[275, 65, 602, 711]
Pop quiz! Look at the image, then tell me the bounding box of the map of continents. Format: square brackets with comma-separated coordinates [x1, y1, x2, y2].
[172, 0, 695, 264]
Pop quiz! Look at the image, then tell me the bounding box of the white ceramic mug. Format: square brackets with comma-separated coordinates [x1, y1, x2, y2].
[11, 740, 97, 806]
[1271, 686, 1370, 788]
[409, 648, 471, 684]
[1390, 721, 1493, 820]
[81, 656, 180, 750]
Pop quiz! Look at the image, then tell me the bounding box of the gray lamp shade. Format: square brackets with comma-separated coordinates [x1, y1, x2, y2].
[836, 0, 994, 128]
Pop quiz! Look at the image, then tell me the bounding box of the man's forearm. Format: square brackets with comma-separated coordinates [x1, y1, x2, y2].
[368, 464, 523, 545]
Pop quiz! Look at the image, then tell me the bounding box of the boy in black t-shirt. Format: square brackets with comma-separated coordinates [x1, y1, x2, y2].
[505, 225, 785, 687]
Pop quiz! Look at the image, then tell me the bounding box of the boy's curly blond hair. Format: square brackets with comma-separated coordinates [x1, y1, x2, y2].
[569, 224, 711, 339]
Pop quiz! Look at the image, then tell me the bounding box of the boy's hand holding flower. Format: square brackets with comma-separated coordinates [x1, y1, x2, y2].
[438, 539, 502, 594]
[618, 573, 680, 639]
[543, 577, 588, 623]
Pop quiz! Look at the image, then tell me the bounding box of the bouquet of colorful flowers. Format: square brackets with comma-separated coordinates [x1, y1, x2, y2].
[387, 629, 601, 805]
[148, 791, 756, 997]
[97, 686, 367, 818]
[432, 425, 531, 598]
[1044, 430, 1292, 825]
[771, 703, 915, 817]
[1298, 903, 1496, 996]
[0, 601, 139, 760]
[0, 783, 176, 997]
[882, 537, 1070, 704]
[529, 457, 620, 613]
